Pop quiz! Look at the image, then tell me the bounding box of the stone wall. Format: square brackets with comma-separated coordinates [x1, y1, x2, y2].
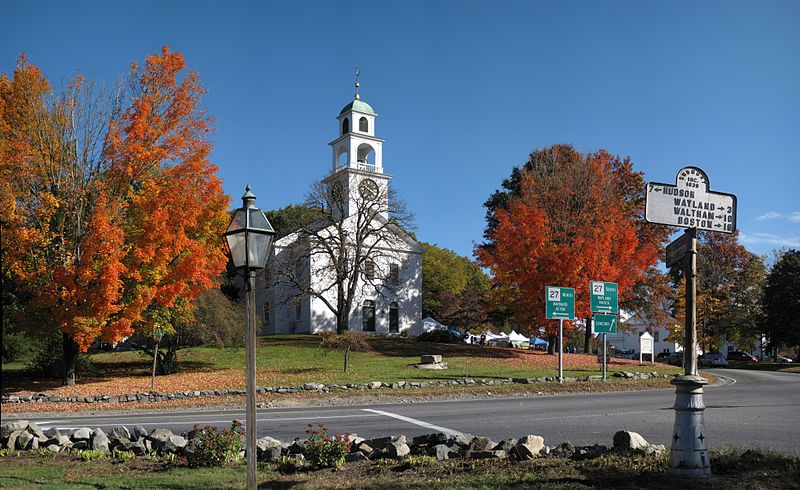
[1, 371, 667, 405]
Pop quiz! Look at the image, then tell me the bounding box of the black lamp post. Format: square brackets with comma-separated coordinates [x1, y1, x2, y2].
[223, 185, 275, 490]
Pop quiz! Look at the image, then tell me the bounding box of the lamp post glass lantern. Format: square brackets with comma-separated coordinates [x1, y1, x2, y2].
[224, 185, 275, 270]
[223, 185, 275, 490]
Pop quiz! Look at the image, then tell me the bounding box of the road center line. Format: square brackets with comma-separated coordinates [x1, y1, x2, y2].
[362, 409, 462, 436]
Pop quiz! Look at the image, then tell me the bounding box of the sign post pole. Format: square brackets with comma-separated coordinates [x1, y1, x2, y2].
[668, 227, 710, 478]
[602, 333, 607, 382]
[546, 287, 574, 384]
[558, 319, 564, 383]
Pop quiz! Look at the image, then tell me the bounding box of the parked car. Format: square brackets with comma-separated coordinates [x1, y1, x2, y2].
[775, 355, 794, 363]
[727, 351, 758, 362]
[616, 349, 636, 359]
[698, 352, 728, 368]
[655, 352, 671, 362]
[668, 352, 684, 366]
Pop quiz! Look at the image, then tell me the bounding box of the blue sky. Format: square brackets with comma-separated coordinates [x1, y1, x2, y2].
[2, 0, 798, 259]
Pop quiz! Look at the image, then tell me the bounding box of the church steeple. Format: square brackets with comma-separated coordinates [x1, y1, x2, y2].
[325, 73, 391, 221]
[329, 72, 384, 174]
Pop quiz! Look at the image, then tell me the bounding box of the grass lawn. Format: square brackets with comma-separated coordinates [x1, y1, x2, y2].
[3, 336, 682, 399]
[0, 447, 797, 489]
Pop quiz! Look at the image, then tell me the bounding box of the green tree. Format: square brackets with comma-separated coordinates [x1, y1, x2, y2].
[420, 242, 489, 329]
[265, 204, 321, 239]
[669, 231, 766, 350]
[762, 249, 800, 356]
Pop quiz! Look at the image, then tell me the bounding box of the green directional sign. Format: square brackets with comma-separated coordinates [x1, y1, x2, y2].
[593, 314, 618, 333]
[590, 281, 619, 314]
[545, 286, 575, 320]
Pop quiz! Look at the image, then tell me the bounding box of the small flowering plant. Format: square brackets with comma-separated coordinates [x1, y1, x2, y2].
[304, 423, 351, 468]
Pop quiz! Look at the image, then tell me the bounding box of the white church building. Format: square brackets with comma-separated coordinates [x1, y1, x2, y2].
[261, 84, 423, 335]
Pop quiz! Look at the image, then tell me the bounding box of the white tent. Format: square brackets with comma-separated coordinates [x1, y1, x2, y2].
[412, 316, 448, 337]
[507, 330, 530, 343]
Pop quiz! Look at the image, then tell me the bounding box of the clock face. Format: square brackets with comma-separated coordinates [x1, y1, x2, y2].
[358, 179, 379, 201]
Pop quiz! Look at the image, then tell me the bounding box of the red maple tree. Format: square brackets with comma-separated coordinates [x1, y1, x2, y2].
[477, 145, 667, 344]
[1, 47, 229, 385]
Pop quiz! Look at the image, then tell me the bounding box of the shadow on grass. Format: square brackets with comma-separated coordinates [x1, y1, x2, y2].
[258, 480, 303, 489]
[2, 357, 216, 395]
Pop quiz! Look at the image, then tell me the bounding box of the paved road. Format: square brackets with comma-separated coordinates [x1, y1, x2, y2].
[7, 369, 799, 453]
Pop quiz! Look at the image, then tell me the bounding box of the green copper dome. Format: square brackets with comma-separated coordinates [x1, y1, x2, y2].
[339, 98, 375, 116]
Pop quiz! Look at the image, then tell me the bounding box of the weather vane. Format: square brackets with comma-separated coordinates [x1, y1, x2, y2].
[354, 67, 360, 100]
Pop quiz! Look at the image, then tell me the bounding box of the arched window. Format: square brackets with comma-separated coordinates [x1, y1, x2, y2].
[342, 118, 349, 135]
[389, 302, 399, 333]
[337, 146, 348, 167]
[359, 116, 368, 132]
[356, 143, 375, 164]
[362, 300, 376, 332]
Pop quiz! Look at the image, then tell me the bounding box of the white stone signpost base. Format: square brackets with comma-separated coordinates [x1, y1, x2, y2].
[669, 375, 711, 477]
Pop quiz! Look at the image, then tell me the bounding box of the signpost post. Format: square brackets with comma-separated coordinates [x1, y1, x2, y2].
[546, 287, 575, 383]
[592, 313, 617, 381]
[590, 282, 618, 382]
[645, 166, 737, 478]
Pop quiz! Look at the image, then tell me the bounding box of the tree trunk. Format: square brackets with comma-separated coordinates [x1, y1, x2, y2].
[344, 347, 349, 372]
[583, 317, 591, 354]
[62, 332, 79, 387]
[547, 334, 556, 355]
[337, 311, 348, 334]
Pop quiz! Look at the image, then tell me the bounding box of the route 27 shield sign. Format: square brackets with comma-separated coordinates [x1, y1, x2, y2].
[645, 166, 737, 234]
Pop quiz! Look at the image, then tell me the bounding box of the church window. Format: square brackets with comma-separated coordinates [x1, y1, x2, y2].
[264, 302, 270, 325]
[362, 300, 376, 332]
[359, 116, 368, 132]
[389, 302, 399, 333]
[342, 118, 349, 135]
[389, 263, 399, 283]
[295, 301, 301, 320]
[654, 330, 660, 342]
[364, 260, 375, 281]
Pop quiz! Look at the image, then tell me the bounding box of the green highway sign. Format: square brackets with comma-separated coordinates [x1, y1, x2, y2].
[590, 281, 619, 314]
[592, 314, 618, 333]
[546, 286, 575, 320]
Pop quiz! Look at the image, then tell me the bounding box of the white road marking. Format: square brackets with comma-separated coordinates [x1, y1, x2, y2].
[362, 408, 462, 436]
[713, 373, 737, 385]
[37, 413, 381, 430]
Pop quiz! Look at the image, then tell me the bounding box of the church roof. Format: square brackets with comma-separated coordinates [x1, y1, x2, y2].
[339, 98, 375, 116]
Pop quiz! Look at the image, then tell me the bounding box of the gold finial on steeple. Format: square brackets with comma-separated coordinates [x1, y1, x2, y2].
[354, 67, 360, 100]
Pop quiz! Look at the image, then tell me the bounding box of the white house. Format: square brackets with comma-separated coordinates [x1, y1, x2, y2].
[261, 85, 423, 335]
[605, 310, 683, 355]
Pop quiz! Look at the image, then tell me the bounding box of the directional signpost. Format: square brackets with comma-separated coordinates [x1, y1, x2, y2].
[546, 287, 574, 383]
[590, 281, 618, 314]
[592, 314, 617, 333]
[666, 232, 691, 269]
[590, 282, 619, 382]
[646, 166, 738, 478]
[645, 166, 737, 234]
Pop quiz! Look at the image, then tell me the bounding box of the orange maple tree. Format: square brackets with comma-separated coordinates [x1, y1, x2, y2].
[0, 47, 229, 385]
[477, 145, 668, 345]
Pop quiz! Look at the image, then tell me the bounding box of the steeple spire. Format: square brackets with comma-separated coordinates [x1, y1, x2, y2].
[354, 67, 360, 100]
